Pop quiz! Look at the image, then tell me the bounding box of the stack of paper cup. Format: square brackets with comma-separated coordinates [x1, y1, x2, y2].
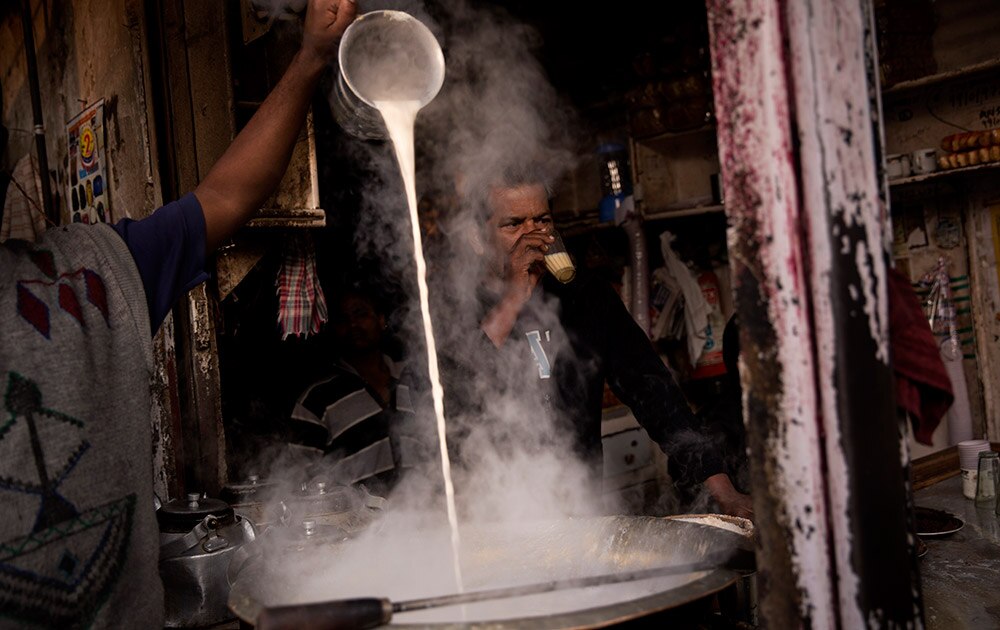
[959, 439, 992, 499]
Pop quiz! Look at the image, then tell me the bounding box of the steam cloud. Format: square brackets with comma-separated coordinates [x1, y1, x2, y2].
[338, 0, 595, 522]
[233, 0, 741, 620]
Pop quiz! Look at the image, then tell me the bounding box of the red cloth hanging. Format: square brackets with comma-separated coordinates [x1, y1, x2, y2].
[889, 268, 954, 445]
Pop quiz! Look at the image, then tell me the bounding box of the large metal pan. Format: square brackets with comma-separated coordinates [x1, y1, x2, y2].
[229, 514, 754, 628]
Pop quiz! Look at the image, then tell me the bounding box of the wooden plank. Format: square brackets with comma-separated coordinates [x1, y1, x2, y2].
[968, 203, 1000, 442]
[911, 443, 1000, 490]
[911, 446, 960, 491]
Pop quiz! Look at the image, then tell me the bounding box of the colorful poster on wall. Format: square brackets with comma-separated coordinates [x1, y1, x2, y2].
[66, 100, 110, 224]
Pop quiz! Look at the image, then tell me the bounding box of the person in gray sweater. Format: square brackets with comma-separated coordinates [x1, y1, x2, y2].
[0, 1, 356, 627]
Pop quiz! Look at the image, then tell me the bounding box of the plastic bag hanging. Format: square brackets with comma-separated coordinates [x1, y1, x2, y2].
[918, 257, 960, 360]
[659, 231, 711, 366]
[918, 257, 973, 443]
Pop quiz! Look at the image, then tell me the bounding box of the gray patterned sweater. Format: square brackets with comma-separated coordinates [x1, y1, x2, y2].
[0, 224, 162, 628]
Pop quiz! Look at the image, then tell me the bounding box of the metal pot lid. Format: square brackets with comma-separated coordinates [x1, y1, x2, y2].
[269, 519, 351, 550]
[293, 480, 341, 498]
[158, 492, 235, 533]
[290, 481, 358, 512]
[226, 474, 267, 490]
[221, 474, 276, 504]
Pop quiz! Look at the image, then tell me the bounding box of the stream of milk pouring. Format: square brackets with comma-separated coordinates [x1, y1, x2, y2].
[375, 98, 464, 593]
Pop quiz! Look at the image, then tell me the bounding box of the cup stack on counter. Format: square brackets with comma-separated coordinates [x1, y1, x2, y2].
[958, 439, 993, 500]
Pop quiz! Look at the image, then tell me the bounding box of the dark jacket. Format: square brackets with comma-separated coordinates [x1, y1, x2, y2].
[438, 272, 725, 489]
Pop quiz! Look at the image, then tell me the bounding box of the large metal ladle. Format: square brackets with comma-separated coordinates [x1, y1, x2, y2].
[330, 10, 445, 140]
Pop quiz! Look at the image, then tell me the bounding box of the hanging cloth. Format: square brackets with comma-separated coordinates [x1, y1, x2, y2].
[275, 233, 328, 339]
[888, 267, 953, 445]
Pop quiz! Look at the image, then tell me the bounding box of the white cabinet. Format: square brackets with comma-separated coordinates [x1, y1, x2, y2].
[600, 406, 670, 513]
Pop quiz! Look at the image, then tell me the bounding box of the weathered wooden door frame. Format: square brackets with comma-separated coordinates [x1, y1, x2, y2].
[145, 0, 233, 497]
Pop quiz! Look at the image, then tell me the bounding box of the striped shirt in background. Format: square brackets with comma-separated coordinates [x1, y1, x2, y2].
[289, 356, 429, 494]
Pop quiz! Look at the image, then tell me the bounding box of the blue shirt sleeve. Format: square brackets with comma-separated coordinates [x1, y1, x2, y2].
[112, 192, 210, 333]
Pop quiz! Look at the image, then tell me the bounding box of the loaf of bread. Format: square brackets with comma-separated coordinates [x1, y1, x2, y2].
[940, 128, 1000, 153]
[935, 144, 1000, 170]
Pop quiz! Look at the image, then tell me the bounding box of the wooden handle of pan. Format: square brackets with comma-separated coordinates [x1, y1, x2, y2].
[256, 597, 393, 630]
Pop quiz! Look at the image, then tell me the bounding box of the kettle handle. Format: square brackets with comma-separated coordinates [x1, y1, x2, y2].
[159, 514, 219, 558]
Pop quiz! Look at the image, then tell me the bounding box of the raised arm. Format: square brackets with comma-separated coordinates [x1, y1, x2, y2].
[194, 0, 357, 252]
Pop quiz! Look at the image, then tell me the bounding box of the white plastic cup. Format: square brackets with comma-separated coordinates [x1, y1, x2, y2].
[958, 439, 991, 469]
[886, 153, 912, 179]
[962, 468, 979, 500]
[958, 439, 992, 499]
[911, 148, 937, 174]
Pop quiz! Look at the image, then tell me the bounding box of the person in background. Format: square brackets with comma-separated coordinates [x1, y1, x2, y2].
[677, 313, 751, 506]
[0, 1, 356, 627]
[693, 265, 960, 508]
[288, 288, 431, 496]
[443, 170, 754, 519]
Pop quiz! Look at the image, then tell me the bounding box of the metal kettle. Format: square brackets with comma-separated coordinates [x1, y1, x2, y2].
[158, 492, 256, 627]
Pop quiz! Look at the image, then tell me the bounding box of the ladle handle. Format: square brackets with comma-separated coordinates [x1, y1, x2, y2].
[256, 597, 392, 630]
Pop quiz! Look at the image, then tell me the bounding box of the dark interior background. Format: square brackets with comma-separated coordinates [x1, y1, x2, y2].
[217, 0, 728, 479]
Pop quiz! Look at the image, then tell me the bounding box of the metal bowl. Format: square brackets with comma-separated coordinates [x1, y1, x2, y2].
[229, 514, 753, 628]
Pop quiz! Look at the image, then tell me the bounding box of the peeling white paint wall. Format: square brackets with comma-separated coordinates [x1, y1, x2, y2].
[707, 0, 835, 624]
[786, 0, 880, 624]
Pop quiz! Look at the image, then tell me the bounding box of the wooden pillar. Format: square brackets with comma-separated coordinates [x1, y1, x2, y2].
[706, 0, 922, 625]
[147, 0, 234, 496]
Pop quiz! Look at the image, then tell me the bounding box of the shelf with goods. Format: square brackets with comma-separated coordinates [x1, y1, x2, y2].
[879, 54, 1000, 196]
[620, 113, 732, 396]
[553, 132, 723, 236]
[889, 161, 1000, 188]
[881, 58, 1000, 98]
[559, 202, 726, 237]
[629, 125, 721, 219]
[879, 54, 1000, 198]
[643, 203, 726, 221]
[876, 3, 1000, 198]
[553, 145, 731, 395]
[880, 59, 1000, 447]
[555, 80, 729, 406]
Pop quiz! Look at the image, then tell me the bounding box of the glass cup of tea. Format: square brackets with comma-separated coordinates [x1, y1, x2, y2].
[544, 231, 576, 284]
